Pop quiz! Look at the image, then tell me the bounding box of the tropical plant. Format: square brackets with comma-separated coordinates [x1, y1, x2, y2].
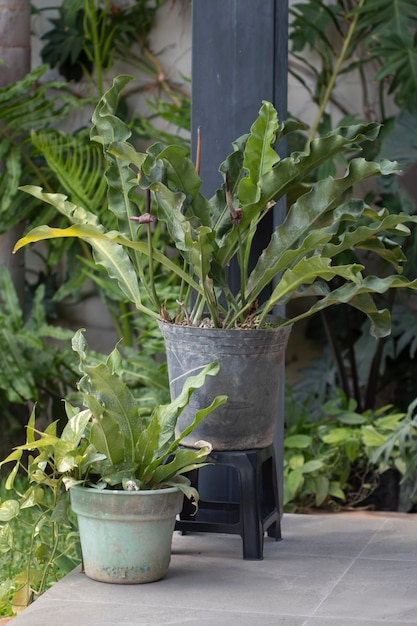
[287, 0, 417, 410]
[13, 75, 417, 336]
[1, 0, 190, 342]
[38, 0, 163, 94]
[0, 474, 81, 616]
[284, 389, 406, 511]
[1, 328, 223, 494]
[0, 266, 80, 456]
[0, 329, 225, 610]
[0, 66, 85, 234]
[289, 0, 417, 141]
[367, 397, 417, 511]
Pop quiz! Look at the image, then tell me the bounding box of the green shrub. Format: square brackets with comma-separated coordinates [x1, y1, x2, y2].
[284, 390, 406, 511]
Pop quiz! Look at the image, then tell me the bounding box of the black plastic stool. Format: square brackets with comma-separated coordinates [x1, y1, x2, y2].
[175, 444, 281, 560]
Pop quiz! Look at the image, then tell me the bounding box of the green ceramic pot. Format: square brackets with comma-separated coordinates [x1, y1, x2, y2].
[70, 485, 183, 584]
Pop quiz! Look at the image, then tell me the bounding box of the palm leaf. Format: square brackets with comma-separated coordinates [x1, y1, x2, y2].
[371, 32, 417, 109]
[352, 0, 417, 37]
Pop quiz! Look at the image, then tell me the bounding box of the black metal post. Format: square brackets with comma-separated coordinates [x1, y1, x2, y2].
[191, 0, 289, 514]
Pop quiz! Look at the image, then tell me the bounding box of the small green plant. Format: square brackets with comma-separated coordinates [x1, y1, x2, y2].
[0, 330, 226, 612]
[0, 475, 81, 616]
[283, 390, 405, 511]
[366, 397, 417, 511]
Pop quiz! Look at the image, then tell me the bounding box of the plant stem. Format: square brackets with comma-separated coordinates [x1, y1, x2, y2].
[190, 292, 205, 325]
[305, 0, 365, 148]
[321, 309, 350, 399]
[346, 310, 362, 411]
[38, 489, 61, 596]
[237, 229, 247, 318]
[146, 223, 161, 314]
[119, 301, 134, 347]
[85, 0, 104, 97]
[364, 290, 395, 410]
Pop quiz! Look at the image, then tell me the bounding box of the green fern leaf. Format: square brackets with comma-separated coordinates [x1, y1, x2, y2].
[31, 129, 108, 215]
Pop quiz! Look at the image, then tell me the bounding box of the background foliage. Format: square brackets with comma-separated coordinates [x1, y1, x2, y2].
[0, 0, 186, 465]
[1, 4, 417, 617]
[288, 0, 417, 415]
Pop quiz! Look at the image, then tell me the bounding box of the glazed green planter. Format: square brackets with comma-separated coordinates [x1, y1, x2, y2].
[70, 485, 183, 584]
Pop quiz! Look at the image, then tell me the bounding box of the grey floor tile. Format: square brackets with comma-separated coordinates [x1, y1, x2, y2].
[32, 549, 353, 617]
[360, 518, 417, 561]
[279, 513, 385, 557]
[9, 514, 417, 626]
[315, 558, 417, 622]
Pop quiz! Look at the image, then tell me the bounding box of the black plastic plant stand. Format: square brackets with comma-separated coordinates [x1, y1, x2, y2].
[175, 444, 281, 560]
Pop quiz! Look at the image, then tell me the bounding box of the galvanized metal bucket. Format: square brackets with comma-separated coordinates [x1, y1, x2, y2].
[158, 321, 292, 450]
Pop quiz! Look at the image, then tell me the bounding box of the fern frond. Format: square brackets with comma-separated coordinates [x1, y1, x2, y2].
[31, 129, 108, 217]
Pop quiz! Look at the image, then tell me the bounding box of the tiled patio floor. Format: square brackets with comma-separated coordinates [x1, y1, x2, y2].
[7, 512, 417, 625]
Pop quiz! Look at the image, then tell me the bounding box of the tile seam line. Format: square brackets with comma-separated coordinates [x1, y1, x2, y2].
[355, 517, 390, 558]
[302, 517, 387, 624]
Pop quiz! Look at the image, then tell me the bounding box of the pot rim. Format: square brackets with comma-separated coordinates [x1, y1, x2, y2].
[69, 485, 181, 496]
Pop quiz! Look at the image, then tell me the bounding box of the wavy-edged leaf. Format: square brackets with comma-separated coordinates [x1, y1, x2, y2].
[286, 274, 417, 338]
[81, 362, 139, 463]
[215, 123, 385, 269]
[90, 74, 134, 145]
[148, 445, 211, 488]
[152, 361, 225, 449]
[15, 187, 204, 307]
[265, 256, 363, 308]
[16, 187, 144, 312]
[245, 158, 402, 303]
[238, 100, 280, 204]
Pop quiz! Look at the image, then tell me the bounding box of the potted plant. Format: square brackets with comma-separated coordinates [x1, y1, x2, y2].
[13, 75, 417, 450]
[0, 329, 226, 584]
